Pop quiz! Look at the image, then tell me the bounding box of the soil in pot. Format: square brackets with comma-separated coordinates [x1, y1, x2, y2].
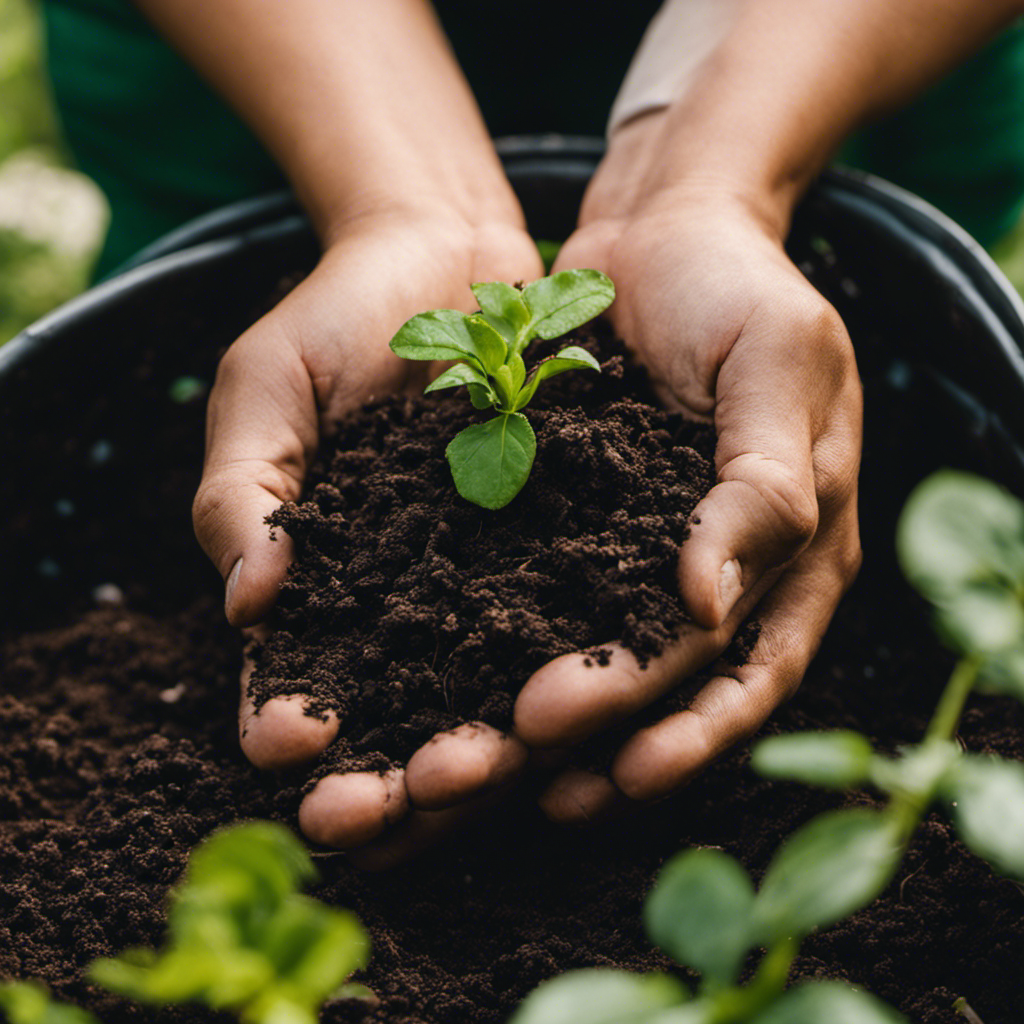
[1, 269, 1024, 1024]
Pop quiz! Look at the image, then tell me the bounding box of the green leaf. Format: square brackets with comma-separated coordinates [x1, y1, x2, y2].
[446, 413, 536, 509]
[424, 362, 492, 396]
[281, 908, 369, 998]
[939, 583, 1024, 655]
[750, 981, 907, 1024]
[753, 809, 900, 942]
[467, 383, 496, 410]
[897, 471, 1024, 657]
[0, 982, 100, 1024]
[509, 970, 686, 1024]
[521, 269, 615, 342]
[751, 731, 874, 789]
[514, 346, 602, 411]
[977, 642, 1024, 702]
[643, 849, 755, 985]
[943, 753, 1024, 878]
[472, 281, 530, 347]
[465, 315, 509, 375]
[389, 309, 488, 367]
[869, 739, 961, 803]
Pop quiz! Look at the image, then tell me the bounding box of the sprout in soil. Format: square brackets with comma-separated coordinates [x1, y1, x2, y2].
[389, 268, 615, 509]
[512, 470, 1024, 1024]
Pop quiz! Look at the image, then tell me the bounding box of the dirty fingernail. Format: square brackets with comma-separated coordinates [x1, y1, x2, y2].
[225, 557, 243, 617]
[718, 558, 743, 621]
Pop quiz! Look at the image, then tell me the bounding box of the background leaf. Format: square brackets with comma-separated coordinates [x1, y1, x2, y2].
[868, 740, 960, 802]
[750, 981, 906, 1024]
[753, 810, 900, 942]
[643, 849, 755, 985]
[509, 970, 686, 1024]
[471, 281, 530, 347]
[446, 413, 536, 509]
[0, 982, 100, 1024]
[521, 269, 614, 341]
[897, 472, 1024, 658]
[944, 754, 1024, 878]
[751, 731, 874, 789]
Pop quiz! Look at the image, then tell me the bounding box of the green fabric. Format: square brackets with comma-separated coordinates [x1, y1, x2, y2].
[42, 0, 286, 278]
[40, 2, 1024, 271]
[841, 20, 1024, 247]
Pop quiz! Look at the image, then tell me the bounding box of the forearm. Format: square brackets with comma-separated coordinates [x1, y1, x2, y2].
[131, 0, 520, 243]
[597, 0, 1024, 233]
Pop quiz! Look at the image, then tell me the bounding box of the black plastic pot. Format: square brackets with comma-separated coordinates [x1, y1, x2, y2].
[3, 136, 1024, 627]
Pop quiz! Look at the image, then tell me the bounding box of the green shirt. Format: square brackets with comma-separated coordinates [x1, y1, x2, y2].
[41, 1, 1024, 276]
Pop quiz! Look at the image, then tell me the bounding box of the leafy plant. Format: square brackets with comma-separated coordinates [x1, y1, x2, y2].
[0, 983, 98, 1024]
[84, 821, 370, 1024]
[513, 470, 1024, 1024]
[389, 269, 614, 509]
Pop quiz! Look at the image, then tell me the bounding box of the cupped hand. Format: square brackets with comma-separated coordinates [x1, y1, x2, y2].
[192, 204, 542, 856]
[515, 144, 863, 822]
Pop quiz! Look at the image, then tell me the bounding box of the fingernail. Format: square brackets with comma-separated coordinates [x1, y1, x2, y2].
[224, 557, 243, 618]
[718, 559, 743, 621]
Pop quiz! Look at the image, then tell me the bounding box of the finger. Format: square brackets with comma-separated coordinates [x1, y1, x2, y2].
[612, 517, 861, 802]
[347, 787, 505, 872]
[678, 300, 858, 629]
[193, 323, 318, 627]
[298, 769, 409, 849]
[538, 769, 630, 825]
[514, 580, 770, 749]
[404, 722, 528, 810]
[238, 636, 339, 770]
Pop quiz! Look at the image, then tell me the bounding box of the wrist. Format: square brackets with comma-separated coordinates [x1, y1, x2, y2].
[584, 109, 796, 243]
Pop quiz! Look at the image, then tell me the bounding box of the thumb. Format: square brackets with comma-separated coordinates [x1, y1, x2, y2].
[192, 327, 318, 626]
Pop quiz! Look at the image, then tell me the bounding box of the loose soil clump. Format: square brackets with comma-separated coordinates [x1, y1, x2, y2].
[248, 323, 742, 779]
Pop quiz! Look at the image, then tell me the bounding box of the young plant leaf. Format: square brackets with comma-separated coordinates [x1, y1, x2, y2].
[424, 362, 492, 396]
[472, 281, 530, 346]
[467, 383, 497, 410]
[943, 753, 1024, 878]
[389, 309, 490, 368]
[753, 809, 901, 943]
[446, 413, 536, 509]
[508, 970, 687, 1024]
[521, 269, 615, 344]
[514, 346, 602, 411]
[751, 731, 874, 789]
[643, 848, 755, 986]
[465, 315, 509, 375]
[750, 981, 907, 1024]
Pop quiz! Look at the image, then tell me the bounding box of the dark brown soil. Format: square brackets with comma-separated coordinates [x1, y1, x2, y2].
[2, 271, 1024, 1024]
[249, 324, 748, 780]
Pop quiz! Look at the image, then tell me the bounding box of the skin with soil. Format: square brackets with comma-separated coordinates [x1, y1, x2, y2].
[248, 323, 734, 783]
[1, 279, 1023, 1024]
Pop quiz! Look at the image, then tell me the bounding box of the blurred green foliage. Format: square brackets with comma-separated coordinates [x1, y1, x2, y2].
[0, 0, 106, 344]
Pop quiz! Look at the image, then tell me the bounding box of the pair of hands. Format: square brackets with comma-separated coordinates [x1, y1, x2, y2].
[192, 127, 862, 868]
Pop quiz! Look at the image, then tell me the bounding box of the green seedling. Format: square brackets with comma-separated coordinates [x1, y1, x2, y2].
[389, 268, 614, 509]
[513, 471, 1024, 1024]
[88, 821, 371, 1024]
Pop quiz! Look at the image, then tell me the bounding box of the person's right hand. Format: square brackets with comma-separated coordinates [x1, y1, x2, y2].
[191, 202, 544, 852]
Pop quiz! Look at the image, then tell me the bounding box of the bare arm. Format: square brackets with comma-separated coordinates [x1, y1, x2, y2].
[131, 0, 520, 241]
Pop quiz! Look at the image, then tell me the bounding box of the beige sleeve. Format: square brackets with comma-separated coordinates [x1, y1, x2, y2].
[607, 0, 747, 136]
